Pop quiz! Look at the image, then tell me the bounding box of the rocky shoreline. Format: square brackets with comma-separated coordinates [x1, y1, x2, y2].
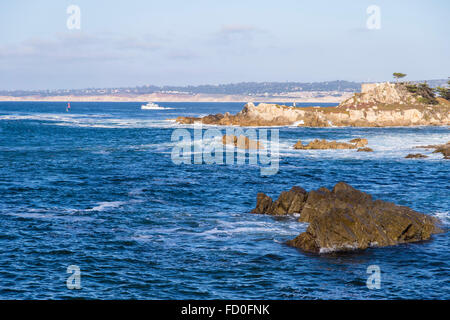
[251, 182, 444, 253]
[175, 83, 450, 127]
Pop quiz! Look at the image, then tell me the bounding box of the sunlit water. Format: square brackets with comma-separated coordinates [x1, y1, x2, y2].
[0, 101, 448, 299]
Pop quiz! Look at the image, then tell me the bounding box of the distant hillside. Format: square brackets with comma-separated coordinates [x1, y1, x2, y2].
[0, 81, 360, 97]
[0, 79, 446, 98]
[157, 80, 361, 95]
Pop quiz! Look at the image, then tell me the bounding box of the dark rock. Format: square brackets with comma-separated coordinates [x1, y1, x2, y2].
[251, 193, 273, 214]
[251, 186, 307, 215]
[252, 182, 443, 253]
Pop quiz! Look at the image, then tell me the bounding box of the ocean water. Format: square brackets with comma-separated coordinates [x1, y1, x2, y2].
[0, 101, 448, 300]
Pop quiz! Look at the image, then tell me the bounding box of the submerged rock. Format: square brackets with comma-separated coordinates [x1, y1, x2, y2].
[252, 182, 443, 253]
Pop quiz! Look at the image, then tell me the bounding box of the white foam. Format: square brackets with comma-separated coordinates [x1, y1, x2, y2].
[195, 218, 307, 241]
[86, 201, 126, 212]
[430, 211, 450, 225]
[278, 129, 450, 161]
[0, 113, 179, 129]
[2, 207, 95, 222]
[319, 242, 360, 253]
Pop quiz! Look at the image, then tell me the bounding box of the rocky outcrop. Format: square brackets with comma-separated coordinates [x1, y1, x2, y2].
[349, 138, 368, 147]
[415, 141, 450, 159]
[294, 139, 357, 150]
[405, 153, 428, 159]
[251, 186, 307, 215]
[293, 138, 369, 150]
[222, 134, 264, 150]
[434, 143, 450, 159]
[176, 103, 296, 127]
[251, 182, 443, 253]
[175, 83, 450, 127]
[339, 82, 418, 108]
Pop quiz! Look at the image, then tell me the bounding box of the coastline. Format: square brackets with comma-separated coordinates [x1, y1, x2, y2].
[175, 83, 450, 128]
[0, 92, 351, 103]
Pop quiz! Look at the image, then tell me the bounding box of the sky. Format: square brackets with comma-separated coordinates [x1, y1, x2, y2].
[0, 0, 449, 90]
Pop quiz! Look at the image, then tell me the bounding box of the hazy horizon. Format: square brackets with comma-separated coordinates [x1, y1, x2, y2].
[1, 0, 449, 90]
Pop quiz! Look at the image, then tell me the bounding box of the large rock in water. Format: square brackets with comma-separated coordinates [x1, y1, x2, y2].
[251, 182, 443, 253]
[174, 87, 450, 128]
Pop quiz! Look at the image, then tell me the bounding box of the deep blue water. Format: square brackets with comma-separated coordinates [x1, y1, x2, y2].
[0, 101, 448, 299]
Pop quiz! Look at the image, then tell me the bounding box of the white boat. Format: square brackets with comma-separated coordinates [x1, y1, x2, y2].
[141, 102, 166, 110]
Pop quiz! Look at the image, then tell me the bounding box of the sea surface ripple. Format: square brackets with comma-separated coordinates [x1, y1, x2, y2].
[0, 101, 448, 299]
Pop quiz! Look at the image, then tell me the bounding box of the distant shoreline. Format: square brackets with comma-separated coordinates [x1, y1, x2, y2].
[0, 92, 351, 104]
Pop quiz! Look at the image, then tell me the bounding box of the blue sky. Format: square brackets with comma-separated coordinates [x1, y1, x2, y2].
[0, 0, 449, 90]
